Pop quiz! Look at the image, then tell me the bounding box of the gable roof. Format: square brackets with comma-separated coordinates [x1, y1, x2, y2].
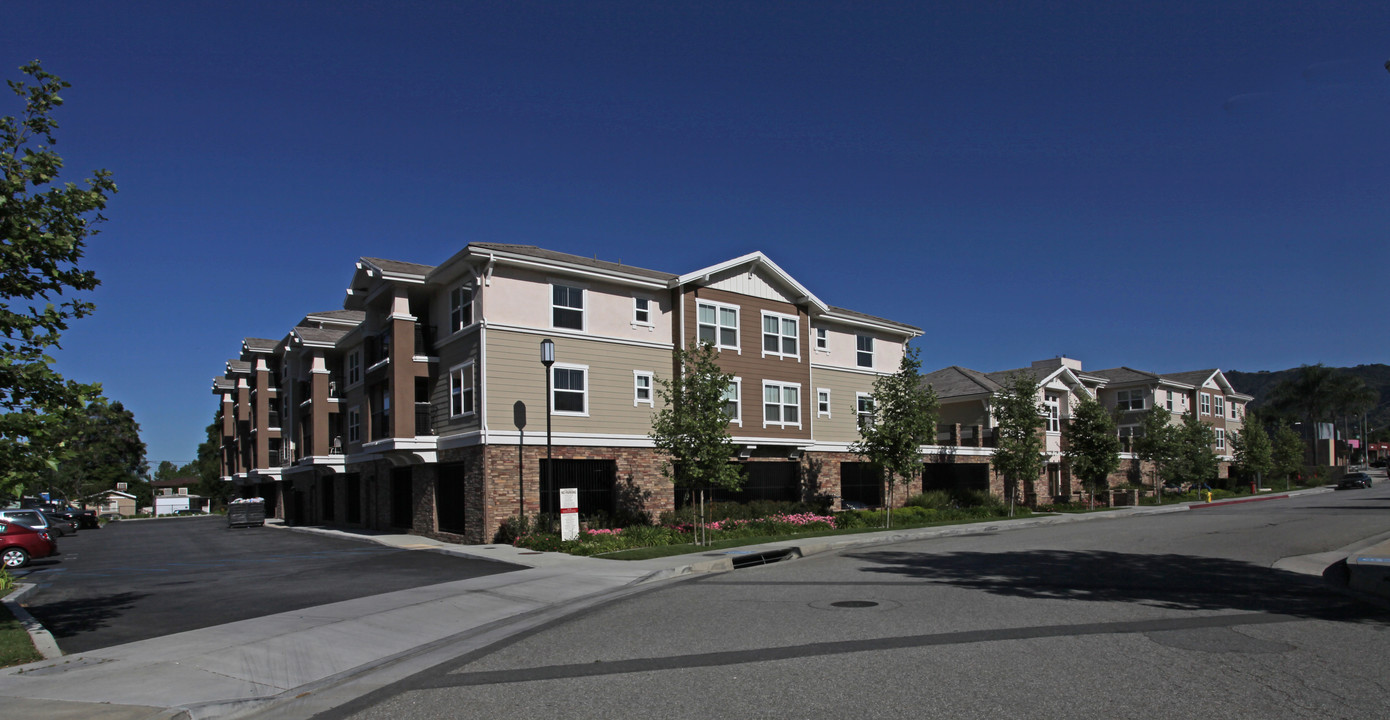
[921, 366, 1004, 399]
[675, 251, 829, 315]
[360, 257, 435, 278]
[242, 337, 278, 354]
[292, 325, 353, 347]
[1089, 367, 1165, 385]
[464, 243, 677, 282]
[225, 359, 251, 374]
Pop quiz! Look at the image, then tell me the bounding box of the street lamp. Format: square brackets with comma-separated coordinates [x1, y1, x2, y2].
[540, 339, 555, 493]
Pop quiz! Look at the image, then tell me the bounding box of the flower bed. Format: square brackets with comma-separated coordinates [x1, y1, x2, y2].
[513, 511, 838, 556]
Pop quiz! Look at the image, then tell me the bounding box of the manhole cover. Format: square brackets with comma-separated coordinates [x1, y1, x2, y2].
[830, 600, 879, 608]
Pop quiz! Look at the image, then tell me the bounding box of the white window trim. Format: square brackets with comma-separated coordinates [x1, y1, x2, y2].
[449, 285, 475, 334]
[814, 326, 829, 352]
[632, 296, 654, 327]
[856, 334, 874, 369]
[817, 388, 831, 418]
[762, 380, 802, 429]
[856, 392, 875, 430]
[1044, 392, 1061, 434]
[550, 282, 587, 333]
[696, 299, 741, 353]
[724, 377, 742, 427]
[1230, 403, 1240, 421]
[760, 310, 800, 361]
[1116, 389, 1146, 412]
[1199, 392, 1211, 415]
[1213, 396, 1225, 418]
[1166, 390, 1174, 411]
[346, 350, 362, 388]
[551, 362, 589, 417]
[449, 361, 476, 418]
[1215, 428, 1226, 451]
[633, 370, 654, 407]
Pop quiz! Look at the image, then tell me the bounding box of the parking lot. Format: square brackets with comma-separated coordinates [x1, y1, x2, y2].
[13, 516, 521, 654]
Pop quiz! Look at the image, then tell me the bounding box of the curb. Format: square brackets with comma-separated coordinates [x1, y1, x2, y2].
[1, 584, 62, 660]
[1190, 486, 1334, 509]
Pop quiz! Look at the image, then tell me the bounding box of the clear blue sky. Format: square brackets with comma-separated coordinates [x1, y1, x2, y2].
[4, 2, 1388, 467]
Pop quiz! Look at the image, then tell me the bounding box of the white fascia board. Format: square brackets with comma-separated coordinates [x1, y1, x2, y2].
[439, 247, 669, 289]
[813, 310, 919, 338]
[360, 258, 429, 285]
[674, 251, 830, 315]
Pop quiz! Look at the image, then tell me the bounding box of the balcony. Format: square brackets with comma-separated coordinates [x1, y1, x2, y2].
[414, 323, 435, 357]
[415, 403, 433, 436]
[370, 411, 391, 441]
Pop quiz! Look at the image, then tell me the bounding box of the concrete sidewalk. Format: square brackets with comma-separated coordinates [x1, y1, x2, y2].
[0, 484, 1378, 720]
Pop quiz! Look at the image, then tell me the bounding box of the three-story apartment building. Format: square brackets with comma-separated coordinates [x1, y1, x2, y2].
[216, 245, 919, 543]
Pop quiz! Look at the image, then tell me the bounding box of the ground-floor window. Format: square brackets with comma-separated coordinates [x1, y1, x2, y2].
[540, 459, 617, 524]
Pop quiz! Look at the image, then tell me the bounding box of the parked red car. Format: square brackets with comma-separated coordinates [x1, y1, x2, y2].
[1, 520, 58, 568]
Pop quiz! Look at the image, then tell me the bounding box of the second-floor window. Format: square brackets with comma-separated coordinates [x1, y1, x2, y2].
[552, 284, 584, 331]
[723, 379, 741, 425]
[1200, 393, 1211, 415]
[1214, 396, 1224, 418]
[856, 335, 874, 368]
[1044, 392, 1061, 432]
[1116, 389, 1145, 411]
[552, 365, 587, 414]
[348, 407, 361, 443]
[817, 389, 831, 417]
[1230, 403, 1240, 421]
[449, 362, 475, 417]
[347, 351, 361, 385]
[1166, 391, 1174, 411]
[450, 286, 473, 332]
[633, 297, 651, 326]
[1215, 428, 1226, 451]
[697, 301, 739, 351]
[762, 312, 799, 358]
[815, 327, 828, 350]
[763, 382, 800, 428]
[634, 371, 653, 406]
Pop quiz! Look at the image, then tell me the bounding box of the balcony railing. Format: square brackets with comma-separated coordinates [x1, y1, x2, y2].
[415, 403, 433, 436]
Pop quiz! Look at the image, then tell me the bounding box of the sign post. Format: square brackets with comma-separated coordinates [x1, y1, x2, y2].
[559, 487, 579, 541]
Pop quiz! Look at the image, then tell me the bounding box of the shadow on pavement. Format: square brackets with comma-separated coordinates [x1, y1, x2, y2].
[29, 591, 151, 639]
[845, 549, 1387, 622]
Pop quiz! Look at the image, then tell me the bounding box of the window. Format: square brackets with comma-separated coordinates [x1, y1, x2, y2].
[347, 407, 361, 443]
[815, 327, 828, 350]
[763, 382, 800, 427]
[552, 364, 587, 415]
[817, 389, 831, 417]
[1215, 428, 1226, 451]
[634, 371, 653, 406]
[552, 284, 584, 330]
[1166, 390, 1174, 411]
[633, 297, 652, 325]
[1044, 392, 1061, 433]
[347, 350, 361, 385]
[1116, 389, 1145, 411]
[1199, 393, 1211, 415]
[1213, 396, 1224, 418]
[449, 362, 475, 417]
[722, 379, 742, 425]
[449, 286, 473, 332]
[857, 393, 875, 430]
[697, 301, 739, 351]
[762, 311, 799, 358]
[1230, 403, 1240, 421]
[856, 335, 874, 368]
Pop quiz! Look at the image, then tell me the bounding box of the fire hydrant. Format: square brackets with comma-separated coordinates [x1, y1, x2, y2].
[1206, 491, 1213, 503]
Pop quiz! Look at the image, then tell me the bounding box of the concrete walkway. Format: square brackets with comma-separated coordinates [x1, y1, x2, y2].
[1, 484, 1382, 720]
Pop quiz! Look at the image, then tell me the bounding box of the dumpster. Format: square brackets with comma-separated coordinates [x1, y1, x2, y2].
[228, 498, 266, 528]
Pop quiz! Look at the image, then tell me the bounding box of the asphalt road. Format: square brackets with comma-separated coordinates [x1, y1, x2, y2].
[324, 483, 1390, 719]
[15, 516, 522, 654]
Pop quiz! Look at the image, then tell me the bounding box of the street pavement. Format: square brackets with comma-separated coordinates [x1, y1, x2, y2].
[1, 479, 1386, 720]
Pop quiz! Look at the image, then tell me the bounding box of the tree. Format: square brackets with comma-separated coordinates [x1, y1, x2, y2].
[1268, 364, 1340, 464]
[990, 373, 1045, 515]
[1230, 418, 1273, 488]
[1, 61, 117, 492]
[194, 419, 232, 507]
[1167, 412, 1218, 488]
[649, 342, 742, 543]
[851, 346, 939, 528]
[1062, 397, 1121, 507]
[1132, 405, 1179, 500]
[1271, 421, 1305, 490]
[49, 398, 146, 504]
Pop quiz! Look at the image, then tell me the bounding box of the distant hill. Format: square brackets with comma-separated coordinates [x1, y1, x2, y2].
[1226, 364, 1390, 431]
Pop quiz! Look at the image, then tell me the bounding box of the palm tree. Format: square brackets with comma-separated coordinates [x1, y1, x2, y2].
[1269, 364, 1339, 462]
[1330, 374, 1378, 464]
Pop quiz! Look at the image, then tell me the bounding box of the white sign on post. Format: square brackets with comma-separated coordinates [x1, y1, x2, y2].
[559, 487, 579, 541]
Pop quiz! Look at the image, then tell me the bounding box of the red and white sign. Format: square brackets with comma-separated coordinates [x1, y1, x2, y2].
[560, 487, 579, 541]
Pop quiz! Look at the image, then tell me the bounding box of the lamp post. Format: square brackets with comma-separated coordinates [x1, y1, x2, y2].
[540, 339, 555, 496]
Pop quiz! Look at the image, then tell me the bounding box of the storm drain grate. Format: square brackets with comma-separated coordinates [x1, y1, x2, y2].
[731, 548, 798, 569]
[830, 600, 880, 609]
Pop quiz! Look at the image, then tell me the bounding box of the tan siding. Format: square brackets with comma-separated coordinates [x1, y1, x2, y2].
[809, 367, 881, 443]
[484, 330, 666, 436]
[433, 331, 482, 436]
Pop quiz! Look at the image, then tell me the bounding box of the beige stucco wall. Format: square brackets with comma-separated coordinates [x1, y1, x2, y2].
[810, 321, 906, 373]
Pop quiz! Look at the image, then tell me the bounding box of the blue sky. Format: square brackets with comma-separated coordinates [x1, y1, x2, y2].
[4, 1, 1388, 466]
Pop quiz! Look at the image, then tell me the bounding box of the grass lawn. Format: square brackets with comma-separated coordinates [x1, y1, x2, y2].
[0, 600, 40, 668]
[598, 512, 1034, 561]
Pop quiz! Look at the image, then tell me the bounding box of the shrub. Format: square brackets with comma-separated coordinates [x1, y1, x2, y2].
[905, 491, 952, 510]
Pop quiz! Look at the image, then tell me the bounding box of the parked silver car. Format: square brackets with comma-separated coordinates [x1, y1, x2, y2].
[0, 508, 58, 535]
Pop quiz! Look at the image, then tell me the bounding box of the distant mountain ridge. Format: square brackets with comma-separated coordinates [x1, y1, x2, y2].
[1226, 364, 1390, 430]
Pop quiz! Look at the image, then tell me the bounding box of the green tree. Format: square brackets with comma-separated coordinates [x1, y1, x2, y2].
[1271, 421, 1305, 489]
[990, 373, 1045, 515]
[1132, 405, 1179, 499]
[1230, 418, 1273, 488]
[49, 398, 146, 504]
[1168, 413, 1218, 488]
[1, 61, 117, 492]
[194, 419, 231, 506]
[650, 342, 741, 543]
[851, 346, 938, 528]
[1062, 397, 1121, 506]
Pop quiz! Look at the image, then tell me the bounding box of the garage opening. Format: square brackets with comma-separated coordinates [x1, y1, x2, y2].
[921, 463, 989, 495]
[540, 459, 617, 523]
[839, 462, 884, 507]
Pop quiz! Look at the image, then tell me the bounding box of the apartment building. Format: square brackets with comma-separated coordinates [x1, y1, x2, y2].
[215, 245, 919, 543]
[1090, 366, 1252, 474]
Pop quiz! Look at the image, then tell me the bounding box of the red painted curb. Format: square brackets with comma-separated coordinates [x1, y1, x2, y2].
[1190, 494, 1290, 509]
